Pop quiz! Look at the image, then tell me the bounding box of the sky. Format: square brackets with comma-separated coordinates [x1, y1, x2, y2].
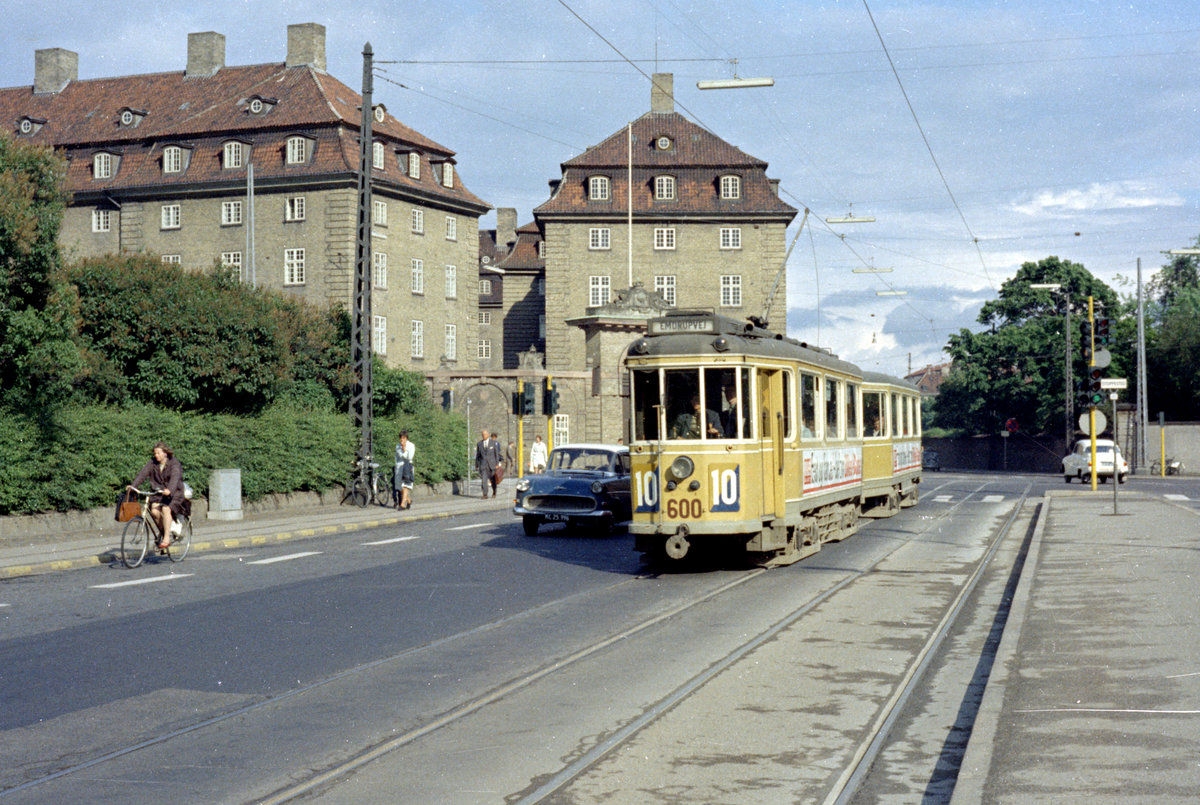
[4, 0, 1199, 378]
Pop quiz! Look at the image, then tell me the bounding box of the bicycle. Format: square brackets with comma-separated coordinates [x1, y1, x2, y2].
[344, 459, 392, 507]
[120, 489, 192, 568]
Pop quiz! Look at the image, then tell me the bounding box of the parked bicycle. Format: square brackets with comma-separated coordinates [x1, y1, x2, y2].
[120, 488, 192, 568]
[343, 458, 391, 507]
[1150, 457, 1184, 476]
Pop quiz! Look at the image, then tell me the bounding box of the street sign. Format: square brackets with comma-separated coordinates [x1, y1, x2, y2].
[1005, 418, 1018, 433]
[1091, 348, 1111, 369]
[1079, 410, 1107, 434]
[1100, 377, 1127, 390]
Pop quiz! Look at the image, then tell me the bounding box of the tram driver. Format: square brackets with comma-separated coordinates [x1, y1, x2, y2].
[670, 394, 722, 439]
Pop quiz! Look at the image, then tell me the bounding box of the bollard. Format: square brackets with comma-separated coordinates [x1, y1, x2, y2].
[207, 468, 243, 520]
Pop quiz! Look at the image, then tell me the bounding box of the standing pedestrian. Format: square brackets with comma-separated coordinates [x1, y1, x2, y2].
[394, 430, 415, 510]
[529, 434, 548, 474]
[475, 429, 503, 498]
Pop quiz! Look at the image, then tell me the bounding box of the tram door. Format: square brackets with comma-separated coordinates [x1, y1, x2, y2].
[757, 369, 786, 518]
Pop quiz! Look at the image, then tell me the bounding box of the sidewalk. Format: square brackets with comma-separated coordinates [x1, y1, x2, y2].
[953, 490, 1200, 802]
[0, 483, 516, 579]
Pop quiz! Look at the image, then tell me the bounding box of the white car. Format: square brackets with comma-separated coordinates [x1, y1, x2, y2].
[1062, 438, 1128, 484]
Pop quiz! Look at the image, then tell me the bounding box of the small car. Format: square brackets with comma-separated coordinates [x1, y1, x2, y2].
[1062, 438, 1128, 484]
[923, 450, 941, 471]
[513, 443, 631, 536]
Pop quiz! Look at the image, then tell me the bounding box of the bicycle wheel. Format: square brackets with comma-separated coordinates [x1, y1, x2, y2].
[373, 475, 392, 507]
[121, 517, 149, 568]
[167, 516, 192, 563]
[350, 479, 370, 507]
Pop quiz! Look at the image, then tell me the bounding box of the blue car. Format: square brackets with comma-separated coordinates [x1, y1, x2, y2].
[513, 444, 631, 536]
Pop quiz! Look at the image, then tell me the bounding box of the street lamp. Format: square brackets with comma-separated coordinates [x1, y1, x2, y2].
[1031, 283, 1073, 452]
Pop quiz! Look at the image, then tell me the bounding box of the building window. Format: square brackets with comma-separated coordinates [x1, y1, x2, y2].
[538, 240, 546, 258]
[161, 254, 182, 265]
[286, 196, 306, 222]
[372, 200, 387, 227]
[539, 314, 546, 339]
[553, 414, 570, 447]
[445, 216, 457, 240]
[720, 275, 742, 307]
[444, 324, 457, 361]
[286, 136, 307, 164]
[654, 175, 675, 200]
[445, 265, 457, 298]
[589, 176, 610, 201]
[411, 258, 424, 294]
[410, 320, 424, 358]
[720, 175, 741, 200]
[372, 141, 385, 170]
[372, 315, 387, 355]
[478, 311, 491, 325]
[373, 252, 387, 289]
[221, 251, 243, 281]
[93, 153, 113, 179]
[479, 279, 492, 296]
[589, 275, 611, 307]
[160, 204, 181, 230]
[411, 209, 424, 234]
[589, 227, 611, 250]
[654, 227, 676, 250]
[221, 201, 243, 226]
[408, 152, 420, 179]
[478, 339, 492, 359]
[441, 163, 454, 188]
[224, 142, 244, 169]
[284, 248, 306, 285]
[163, 146, 183, 174]
[91, 209, 111, 233]
[654, 275, 676, 306]
[720, 227, 742, 249]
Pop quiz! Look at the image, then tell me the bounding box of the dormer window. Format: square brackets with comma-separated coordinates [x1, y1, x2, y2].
[18, 118, 34, 135]
[656, 136, 672, 150]
[654, 175, 676, 201]
[286, 136, 309, 165]
[372, 141, 385, 170]
[121, 110, 134, 126]
[407, 152, 420, 179]
[93, 152, 115, 180]
[441, 162, 454, 189]
[162, 145, 185, 174]
[720, 175, 741, 200]
[373, 105, 386, 124]
[589, 176, 610, 201]
[117, 108, 146, 128]
[246, 96, 277, 116]
[223, 141, 245, 169]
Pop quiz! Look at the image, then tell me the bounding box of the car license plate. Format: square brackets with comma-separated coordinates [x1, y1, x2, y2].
[544, 513, 568, 522]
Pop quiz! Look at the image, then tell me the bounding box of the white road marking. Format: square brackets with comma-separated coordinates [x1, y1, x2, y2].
[1164, 494, 1190, 501]
[362, 536, 420, 546]
[981, 495, 1004, 503]
[446, 523, 490, 531]
[91, 574, 193, 589]
[0, 603, 11, 607]
[933, 495, 953, 503]
[247, 551, 322, 565]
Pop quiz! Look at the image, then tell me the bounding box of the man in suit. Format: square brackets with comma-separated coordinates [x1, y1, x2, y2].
[475, 429, 504, 498]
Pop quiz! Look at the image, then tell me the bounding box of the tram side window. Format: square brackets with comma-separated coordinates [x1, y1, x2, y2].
[800, 372, 818, 439]
[665, 369, 722, 440]
[781, 370, 793, 439]
[825, 378, 841, 441]
[846, 382, 860, 439]
[914, 396, 922, 436]
[631, 369, 661, 441]
[863, 391, 885, 437]
[892, 393, 901, 437]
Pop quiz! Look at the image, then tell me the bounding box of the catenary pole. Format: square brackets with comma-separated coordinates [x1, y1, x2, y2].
[349, 43, 375, 492]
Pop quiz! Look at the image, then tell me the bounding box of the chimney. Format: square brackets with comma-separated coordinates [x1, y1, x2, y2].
[186, 31, 225, 77]
[34, 48, 77, 95]
[651, 72, 674, 113]
[287, 23, 326, 71]
[497, 208, 518, 250]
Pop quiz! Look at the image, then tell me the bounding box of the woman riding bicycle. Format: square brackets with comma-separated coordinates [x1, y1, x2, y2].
[128, 441, 185, 551]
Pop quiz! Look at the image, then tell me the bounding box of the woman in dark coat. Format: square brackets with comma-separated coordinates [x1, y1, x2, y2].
[128, 441, 185, 550]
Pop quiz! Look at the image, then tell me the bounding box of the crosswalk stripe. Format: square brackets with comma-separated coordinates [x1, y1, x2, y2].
[981, 495, 1004, 503]
[933, 495, 953, 503]
[362, 536, 420, 546]
[91, 574, 193, 589]
[1164, 494, 1190, 501]
[446, 523, 490, 531]
[246, 551, 321, 565]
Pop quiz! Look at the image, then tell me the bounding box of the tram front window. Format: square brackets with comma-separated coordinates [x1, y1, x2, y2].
[631, 369, 661, 441]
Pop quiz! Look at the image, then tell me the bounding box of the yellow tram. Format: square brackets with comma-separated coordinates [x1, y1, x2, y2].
[625, 311, 922, 565]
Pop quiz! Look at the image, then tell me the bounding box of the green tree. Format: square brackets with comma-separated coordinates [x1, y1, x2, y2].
[0, 135, 80, 414]
[934, 256, 1127, 435]
[1145, 242, 1200, 419]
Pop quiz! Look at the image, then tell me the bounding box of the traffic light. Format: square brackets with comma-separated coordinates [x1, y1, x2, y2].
[1094, 317, 1111, 347]
[1076, 380, 1094, 411]
[522, 383, 536, 415]
[543, 381, 559, 416]
[511, 391, 522, 416]
[1086, 367, 1105, 407]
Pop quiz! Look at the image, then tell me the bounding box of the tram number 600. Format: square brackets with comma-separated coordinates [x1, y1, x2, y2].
[666, 498, 703, 519]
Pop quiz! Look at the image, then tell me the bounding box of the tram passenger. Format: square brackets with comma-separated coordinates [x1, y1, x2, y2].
[721, 383, 745, 438]
[670, 395, 721, 439]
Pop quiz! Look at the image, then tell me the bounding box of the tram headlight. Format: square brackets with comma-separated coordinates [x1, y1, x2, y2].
[668, 455, 694, 481]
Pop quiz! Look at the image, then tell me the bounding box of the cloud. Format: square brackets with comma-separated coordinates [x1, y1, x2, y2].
[1012, 181, 1184, 217]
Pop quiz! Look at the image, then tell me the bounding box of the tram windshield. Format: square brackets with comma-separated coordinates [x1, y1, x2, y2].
[630, 367, 750, 441]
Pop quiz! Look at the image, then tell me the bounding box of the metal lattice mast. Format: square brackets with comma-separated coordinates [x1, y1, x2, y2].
[349, 43, 374, 479]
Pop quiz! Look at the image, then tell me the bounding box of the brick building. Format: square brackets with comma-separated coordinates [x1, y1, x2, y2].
[0, 23, 489, 372]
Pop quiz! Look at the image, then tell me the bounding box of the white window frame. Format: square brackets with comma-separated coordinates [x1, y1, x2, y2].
[654, 275, 676, 307]
[93, 153, 113, 179]
[410, 320, 424, 358]
[372, 200, 387, 227]
[286, 136, 307, 165]
[444, 324, 457, 361]
[653, 227, 676, 250]
[411, 258, 424, 294]
[589, 227, 611, 250]
[720, 274, 742, 307]
[553, 414, 570, 447]
[445, 216, 457, 241]
[373, 252, 387, 289]
[478, 311, 491, 325]
[372, 141, 385, 170]
[538, 240, 546, 258]
[284, 248, 306, 285]
[91, 209, 111, 233]
[163, 145, 183, 174]
[411, 208, 424, 234]
[589, 275, 611, 307]
[654, 175, 676, 200]
[221, 251, 243, 281]
[479, 279, 492, 296]
[372, 315, 387, 355]
[441, 162, 454, 188]
[286, 196, 306, 222]
[160, 204, 181, 230]
[720, 227, 742, 250]
[221, 200, 243, 226]
[161, 254, 182, 265]
[444, 264, 457, 299]
[407, 152, 420, 179]
[223, 141, 244, 169]
[589, 176, 610, 201]
[720, 175, 741, 200]
[478, 339, 492, 359]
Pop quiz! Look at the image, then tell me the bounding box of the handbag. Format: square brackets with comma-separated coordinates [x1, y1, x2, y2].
[115, 490, 140, 522]
[494, 466, 505, 484]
